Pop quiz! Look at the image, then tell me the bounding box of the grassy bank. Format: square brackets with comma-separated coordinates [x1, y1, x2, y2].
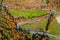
[11, 10, 48, 19]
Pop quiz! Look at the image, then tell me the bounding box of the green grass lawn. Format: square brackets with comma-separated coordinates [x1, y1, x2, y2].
[11, 10, 60, 40]
[49, 20, 60, 40]
[11, 10, 48, 19]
